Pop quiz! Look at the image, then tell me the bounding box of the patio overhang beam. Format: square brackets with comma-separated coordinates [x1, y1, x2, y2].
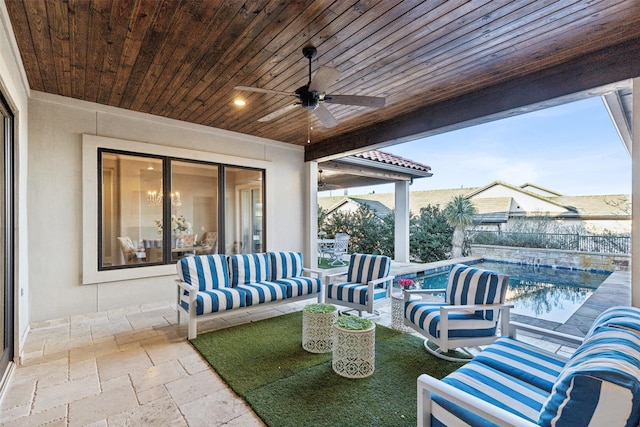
[305, 37, 640, 162]
[603, 89, 633, 156]
[320, 160, 414, 182]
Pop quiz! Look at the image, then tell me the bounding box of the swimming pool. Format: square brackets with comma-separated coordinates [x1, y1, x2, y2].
[403, 261, 611, 323]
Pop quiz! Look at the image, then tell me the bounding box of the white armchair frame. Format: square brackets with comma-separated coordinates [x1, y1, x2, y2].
[325, 270, 395, 317]
[404, 278, 513, 362]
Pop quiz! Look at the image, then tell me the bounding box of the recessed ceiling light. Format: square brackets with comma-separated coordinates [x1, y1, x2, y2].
[234, 99, 246, 107]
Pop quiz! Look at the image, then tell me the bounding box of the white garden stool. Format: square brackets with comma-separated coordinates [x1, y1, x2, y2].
[302, 303, 338, 353]
[331, 316, 376, 378]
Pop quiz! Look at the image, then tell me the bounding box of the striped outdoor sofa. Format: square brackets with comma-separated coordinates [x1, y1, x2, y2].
[176, 251, 322, 339]
[417, 305, 640, 427]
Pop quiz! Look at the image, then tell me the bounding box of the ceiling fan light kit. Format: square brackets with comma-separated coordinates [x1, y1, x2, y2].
[235, 46, 385, 129]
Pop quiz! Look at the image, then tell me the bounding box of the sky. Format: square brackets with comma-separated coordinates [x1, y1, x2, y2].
[322, 96, 631, 197]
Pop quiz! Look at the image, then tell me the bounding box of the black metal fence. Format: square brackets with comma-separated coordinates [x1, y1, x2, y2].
[468, 231, 631, 254]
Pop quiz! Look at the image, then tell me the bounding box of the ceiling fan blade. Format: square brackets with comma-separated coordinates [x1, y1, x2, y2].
[324, 94, 386, 108]
[235, 86, 294, 97]
[309, 66, 341, 93]
[257, 103, 299, 122]
[314, 104, 338, 128]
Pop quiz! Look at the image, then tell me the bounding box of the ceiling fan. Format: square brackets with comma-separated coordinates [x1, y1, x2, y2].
[317, 169, 339, 190]
[234, 46, 386, 128]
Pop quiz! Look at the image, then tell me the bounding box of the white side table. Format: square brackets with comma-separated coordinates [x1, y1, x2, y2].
[302, 306, 338, 353]
[332, 322, 376, 378]
[391, 292, 417, 333]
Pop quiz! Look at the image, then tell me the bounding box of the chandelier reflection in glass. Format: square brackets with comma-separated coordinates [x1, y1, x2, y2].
[146, 189, 182, 207]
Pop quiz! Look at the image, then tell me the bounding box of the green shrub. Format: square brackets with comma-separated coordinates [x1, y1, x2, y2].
[319, 202, 453, 263]
[410, 205, 453, 262]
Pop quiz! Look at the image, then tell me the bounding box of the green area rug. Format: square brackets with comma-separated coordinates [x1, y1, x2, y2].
[190, 312, 464, 426]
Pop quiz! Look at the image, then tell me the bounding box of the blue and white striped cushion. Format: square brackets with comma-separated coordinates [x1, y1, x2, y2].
[176, 254, 229, 290]
[180, 287, 246, 315]
[586, 305, 640, 338]
[446, 264, 505, 321]
[270, 251, 303, 280]
[472, 337, 567, 392]
[538, 327, 640, 426]
[275, 276, 321, 298]
[326, 282, 388, 305]
[228, 253, 270, 286]
[405, 300, 497, 339]
[346, 254, 391, 285]
[236, 281, 288, 305]
[435, 359, 549, 425]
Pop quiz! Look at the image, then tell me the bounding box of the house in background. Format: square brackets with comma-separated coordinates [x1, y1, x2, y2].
[319, 181, 631, 234]
[322, 197, 392, 221]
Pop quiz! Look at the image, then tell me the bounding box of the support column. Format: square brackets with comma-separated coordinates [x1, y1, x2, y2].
[305, 161, 319, 269]
[394, 180, 410, 263]
[632, 77, 640, 307]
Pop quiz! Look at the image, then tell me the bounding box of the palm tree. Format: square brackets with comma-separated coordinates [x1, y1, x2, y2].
[443, 195, 477, 258]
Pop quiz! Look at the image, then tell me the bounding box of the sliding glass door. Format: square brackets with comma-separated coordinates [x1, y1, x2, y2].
[0, 93, 14, 380]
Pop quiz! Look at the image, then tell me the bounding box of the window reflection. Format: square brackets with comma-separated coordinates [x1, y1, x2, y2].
[100, 151, 264, 269]
[101, 152, 163, 267]
[170, 160, 218, 262]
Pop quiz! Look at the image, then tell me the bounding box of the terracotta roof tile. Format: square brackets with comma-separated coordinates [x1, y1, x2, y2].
[354, 150, 431, 172]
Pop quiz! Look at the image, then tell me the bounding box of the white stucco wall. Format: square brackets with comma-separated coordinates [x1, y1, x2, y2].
[0, 0, 30, 351]
[28, 92, 306, 322]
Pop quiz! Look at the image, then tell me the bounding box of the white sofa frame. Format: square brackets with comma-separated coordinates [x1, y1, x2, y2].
[176, 267, 323, 339]
[417, 322, 584, 427]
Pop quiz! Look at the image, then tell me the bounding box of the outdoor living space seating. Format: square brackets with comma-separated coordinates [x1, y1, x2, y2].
[404, 263, 512, 361]
[325, 253, 394, 317]
[417, 306, 640, 427]
[326, 232, 350, 265]
[176, 251, 322, 339]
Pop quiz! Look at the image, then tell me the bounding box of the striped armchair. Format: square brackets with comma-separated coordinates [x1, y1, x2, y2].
[325, 253, 394, 317]
[404, 263, 512, 361]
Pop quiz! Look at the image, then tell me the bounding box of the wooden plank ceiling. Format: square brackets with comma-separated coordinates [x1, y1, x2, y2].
[6, 0, 640, 161]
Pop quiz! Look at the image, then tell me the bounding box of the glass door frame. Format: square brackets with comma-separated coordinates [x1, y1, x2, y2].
[0, 91, 15, 379]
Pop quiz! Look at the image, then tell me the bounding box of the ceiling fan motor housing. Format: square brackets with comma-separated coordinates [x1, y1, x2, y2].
[296, 85, 319, 110]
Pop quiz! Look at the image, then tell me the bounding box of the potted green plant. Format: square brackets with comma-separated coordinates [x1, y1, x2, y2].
[302, 303, 338, 353]
[303, 303, 337, 315]
[331, 314, 376, 378]
[333, 314, 373, 331]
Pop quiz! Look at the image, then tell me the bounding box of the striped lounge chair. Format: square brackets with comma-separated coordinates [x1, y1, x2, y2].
[417, 305, 640, 426]
[404, 263, 512, 361]
[325, 253, 394, 317]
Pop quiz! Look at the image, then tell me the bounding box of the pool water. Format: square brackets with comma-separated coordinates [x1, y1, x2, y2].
[405, 261, 611, 323]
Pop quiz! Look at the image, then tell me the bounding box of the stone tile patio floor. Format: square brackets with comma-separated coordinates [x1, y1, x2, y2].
[0, 260, 630, 426]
